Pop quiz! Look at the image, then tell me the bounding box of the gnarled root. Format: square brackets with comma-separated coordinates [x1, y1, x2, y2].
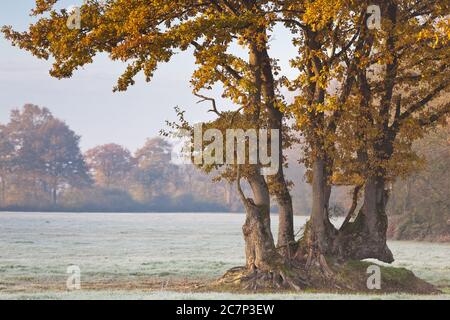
[217, 265, 309, 292]
[215, 256, 437, 294]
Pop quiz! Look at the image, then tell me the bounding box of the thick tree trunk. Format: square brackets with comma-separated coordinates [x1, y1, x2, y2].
[295, 157, 336, 272]
[335, 176, 394, 263]
[240, 173, 280, 271]
[275, 189, 295, 251]
[266, 108, 295, 252]
[309, 157, 336, 252]
[228, 169, 307, 291]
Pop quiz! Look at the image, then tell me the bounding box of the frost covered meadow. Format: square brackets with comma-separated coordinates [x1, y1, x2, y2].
[0, 212, 449, 300]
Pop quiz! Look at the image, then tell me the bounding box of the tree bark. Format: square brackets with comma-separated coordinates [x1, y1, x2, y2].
[335, 176, 394, 263]
[250, 42, 295, 252]
[238, 172, 280, 271]
[294, 156, 337, 271]
[232, 40, 283, 272]
[308, 157, 336, 254]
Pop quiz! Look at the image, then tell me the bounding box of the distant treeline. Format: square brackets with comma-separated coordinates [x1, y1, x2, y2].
[1, 104, 448, 238]
[387, 125, 450, 242]
[0, 105, 241, 212]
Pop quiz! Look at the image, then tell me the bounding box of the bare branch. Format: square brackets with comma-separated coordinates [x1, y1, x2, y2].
[194, 93, 223, 117]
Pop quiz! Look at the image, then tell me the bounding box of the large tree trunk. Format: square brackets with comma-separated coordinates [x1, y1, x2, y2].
[275, 187, 295, 251]
[230, 169, 307, 291]
[309, 157, 336, 252]
[295, 157, 336, 272]
[335, 176, 394, 263]
[332, 1, 398, 264]
[265, 106, 295, 253]
[239, 42, 280, 271]
[240, 173, 280, 271]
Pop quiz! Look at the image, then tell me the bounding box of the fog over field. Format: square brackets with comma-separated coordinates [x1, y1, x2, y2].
[0, 213, 449, 300]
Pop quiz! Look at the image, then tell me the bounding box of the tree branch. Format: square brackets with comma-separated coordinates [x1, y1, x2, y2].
[340, 184, 363, 231]
[418, 102, 450, 126]
[194, 93, 223, 117]
[397, 80, 450, 124]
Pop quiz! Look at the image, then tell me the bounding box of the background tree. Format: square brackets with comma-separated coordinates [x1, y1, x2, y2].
[131, 137, 178, 202]
[0, 125, 15, 206]
[0, 104, 242, 212]
[7, 105, 54, 205]
[2, 105, 90, 206]
[84, 144, 135, 189]
[36, 117, 90, 204]
[388, 123, 450, 241]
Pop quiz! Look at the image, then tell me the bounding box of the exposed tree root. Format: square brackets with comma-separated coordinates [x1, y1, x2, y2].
[213, 259, 440, 294]
[216, 265, 309, 292]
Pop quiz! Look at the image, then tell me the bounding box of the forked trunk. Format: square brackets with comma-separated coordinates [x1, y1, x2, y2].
[257, 44, 295, 252]
[335, 176, 394, 263]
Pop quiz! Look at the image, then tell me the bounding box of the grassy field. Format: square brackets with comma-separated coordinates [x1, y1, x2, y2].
[0, 212, 449, 300]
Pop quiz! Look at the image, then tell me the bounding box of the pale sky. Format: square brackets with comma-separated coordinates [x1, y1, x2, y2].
[0, 1, 296, 152]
